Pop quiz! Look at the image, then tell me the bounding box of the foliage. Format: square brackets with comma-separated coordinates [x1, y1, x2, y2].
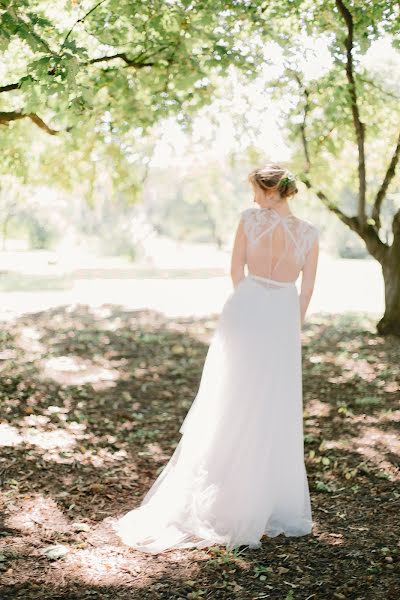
[0, 0, 268, 201]
[0, 0, 263, 132]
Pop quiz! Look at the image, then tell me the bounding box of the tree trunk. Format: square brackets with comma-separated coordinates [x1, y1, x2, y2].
[377, 250, 400, 336]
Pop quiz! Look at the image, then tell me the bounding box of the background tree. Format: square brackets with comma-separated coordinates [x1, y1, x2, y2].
[261, 0, 400, 335]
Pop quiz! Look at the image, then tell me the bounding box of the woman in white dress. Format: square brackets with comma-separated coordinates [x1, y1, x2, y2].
[112, 163, 320, 554]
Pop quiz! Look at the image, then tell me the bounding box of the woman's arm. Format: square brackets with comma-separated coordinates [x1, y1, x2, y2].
[299, 236, 319, 327]
[230, 218, 247, 288]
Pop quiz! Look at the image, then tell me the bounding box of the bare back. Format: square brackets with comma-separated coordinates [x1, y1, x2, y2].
[240, 207, 319, 283]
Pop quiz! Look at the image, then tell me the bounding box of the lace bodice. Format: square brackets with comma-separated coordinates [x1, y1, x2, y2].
[240, 207, 319, 282]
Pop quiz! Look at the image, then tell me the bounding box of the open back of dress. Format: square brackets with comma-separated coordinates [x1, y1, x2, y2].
[241, 207, 319, 283]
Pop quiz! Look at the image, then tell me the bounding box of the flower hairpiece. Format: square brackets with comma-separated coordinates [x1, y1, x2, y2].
[279, 172, 295, 190]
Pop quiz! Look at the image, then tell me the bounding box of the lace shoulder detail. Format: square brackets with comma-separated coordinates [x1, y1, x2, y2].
[240, 207, 319, 267]
[298, 221, 319, 266]
[240, 208, 273, 245]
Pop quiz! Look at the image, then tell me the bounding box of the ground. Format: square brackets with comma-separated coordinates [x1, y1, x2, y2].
[0, 305, 399, 600]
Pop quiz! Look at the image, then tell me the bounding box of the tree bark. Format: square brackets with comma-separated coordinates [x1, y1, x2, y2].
[335, 0, 367, 223]
[377, 248, 400, 336]
[372, 128, 400, 230]
[377, 210, 400, 334]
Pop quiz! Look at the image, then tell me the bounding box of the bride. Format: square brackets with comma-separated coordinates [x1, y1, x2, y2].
[112, 163, 320, 554]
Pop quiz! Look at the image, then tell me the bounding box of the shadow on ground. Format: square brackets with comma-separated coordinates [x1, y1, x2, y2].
[0, 306, 399, 599]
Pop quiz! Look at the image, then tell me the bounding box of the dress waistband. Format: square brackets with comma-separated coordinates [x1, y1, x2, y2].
[248, 273, 296, 287]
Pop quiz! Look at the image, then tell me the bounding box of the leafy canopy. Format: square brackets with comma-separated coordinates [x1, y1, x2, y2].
[0, 0, 264, 133]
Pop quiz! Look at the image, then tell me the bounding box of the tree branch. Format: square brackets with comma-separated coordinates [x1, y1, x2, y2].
[0, 82, 20, 93]
[291, 73, 347, 218]
[358, 74, 400, 102]
[87, 45, 170, 68]
[335, 0, 367, 223]
[291, 68, 389, 263]
[300, 174, 389, 262]
[291, 70, 311, 173]
[0, 111, 59, 135]
[61, 0, 108, 49]
[300, 175, 355, 227]
[0, 50, 168, 99]
[391, 208, 400, 254]
[0, 47, 167, 95]
[88, 53, 156, 67]
[372, 127, 400, 230]
[28, 113, 59, 135]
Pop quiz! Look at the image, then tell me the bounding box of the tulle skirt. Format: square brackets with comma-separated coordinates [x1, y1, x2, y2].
[112, 273, 313, 553]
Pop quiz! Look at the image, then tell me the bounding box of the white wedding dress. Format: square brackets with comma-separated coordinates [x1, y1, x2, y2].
[112, 206, 320, 554]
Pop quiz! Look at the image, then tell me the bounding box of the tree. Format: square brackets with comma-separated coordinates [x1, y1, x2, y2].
[262, 0, 400, 335]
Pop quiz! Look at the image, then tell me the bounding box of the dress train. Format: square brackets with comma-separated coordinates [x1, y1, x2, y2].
[112, 273, 313, 554]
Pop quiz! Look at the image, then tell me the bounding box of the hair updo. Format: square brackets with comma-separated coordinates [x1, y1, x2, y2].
[248, 163, 298, 199]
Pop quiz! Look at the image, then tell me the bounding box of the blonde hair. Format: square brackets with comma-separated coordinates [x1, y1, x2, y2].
[248, 163, 298, 199]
